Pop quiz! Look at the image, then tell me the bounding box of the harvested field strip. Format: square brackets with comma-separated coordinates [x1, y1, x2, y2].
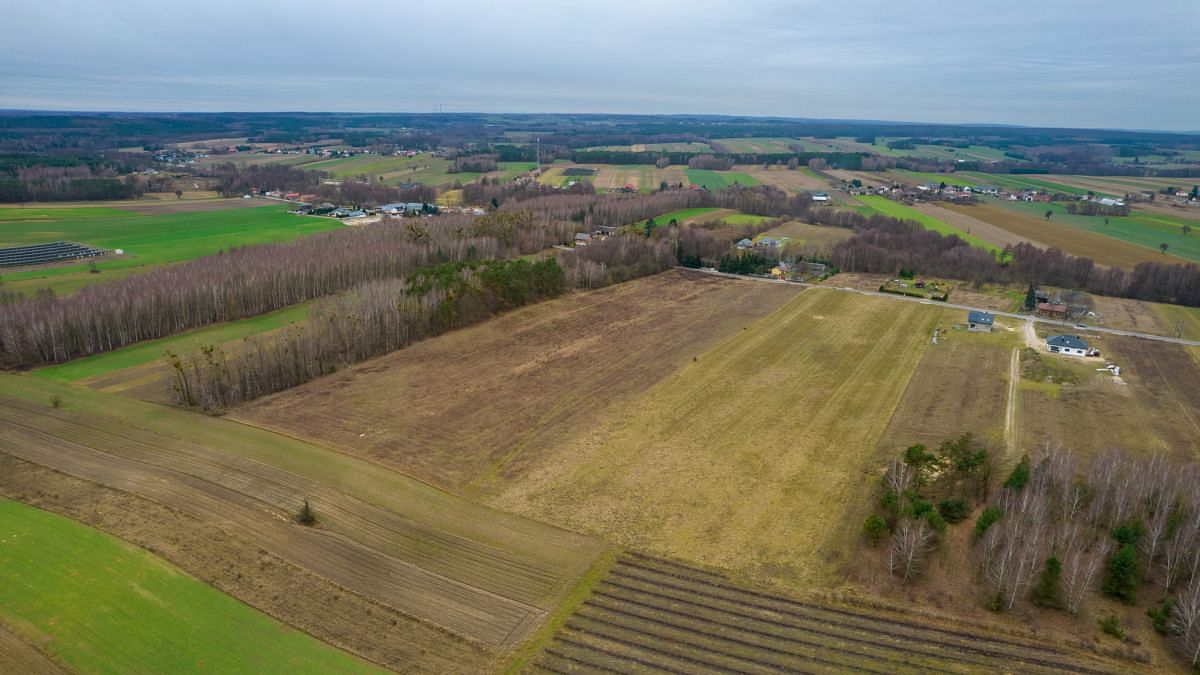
[536, 554, 1113, 674]
[0, 453, 493, 673]
[0, 624, 63, 675]
[0, 500, 380, 674]
[0, 401, 567, 601]
[858, 196, 1000, 252]
[0, 393, 603, 648]
[941, 202, 1184, 269]
[234, 271, 799, 493]
[495, 289, 938, 587]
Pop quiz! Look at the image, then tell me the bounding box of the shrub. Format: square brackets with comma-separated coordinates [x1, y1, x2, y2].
[49, 394, 63, 408]
[1147, 597, 1175, 635]
[1003, 456, 1030, 490]
[938, 497, 971, 523]
[879, 490, 900, 514]
[297, 499, 317, 526]
[924, 509, 947, 533]
[863, 515, 888, 545]
[975, 506, 1002, 537]
[1099, 614, 1123, 638]
[908, 498, 934, 519]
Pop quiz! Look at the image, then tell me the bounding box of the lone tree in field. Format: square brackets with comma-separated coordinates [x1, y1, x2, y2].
[297, 498, 317, 526]
[1044, 210, 1053, 221]
[175, 189, 183, 199]
[1161, 243, 1170, 254]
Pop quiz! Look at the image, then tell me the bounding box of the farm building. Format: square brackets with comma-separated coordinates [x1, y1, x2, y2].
[574, 233, 593, 246]
[812, 192, 830, 202]
[967, 311, 994, 332]
[1047, 335, 1089, 357]
[1037, 302, 1068, 319]
[754, 237, 784, 250]
[736, 238, 754, 249]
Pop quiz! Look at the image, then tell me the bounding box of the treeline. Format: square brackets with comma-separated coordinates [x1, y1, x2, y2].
[208, 162, 322, 197]
[449, 154, 497, 173]
[1065, 201, 1131, 217]
[0, 155, 146, 202]
[0, 214, 575, 368]
[170, 258, 565, 412]
[557, 234, 675, 288]
[827, 213, 1200, 307]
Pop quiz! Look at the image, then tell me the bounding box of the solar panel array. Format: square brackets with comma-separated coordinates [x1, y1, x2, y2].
[0, 242, 107, 268]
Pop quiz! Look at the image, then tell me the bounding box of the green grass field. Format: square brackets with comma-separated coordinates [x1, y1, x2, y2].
[0, 206, 139, 221]
[0, 500, 378, 674]
[684, 169, 760, 189]
[857, 196, 1002, 253]
[34, 303, 310, 383]
[992, 200, 1200, 262]
[890, 170, 976, 188]
[959, 172, 1096, 197]
[0, 204, 336, 296]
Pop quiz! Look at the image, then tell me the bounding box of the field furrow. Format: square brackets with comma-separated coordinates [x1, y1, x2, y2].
[536, 555, 1116, 674]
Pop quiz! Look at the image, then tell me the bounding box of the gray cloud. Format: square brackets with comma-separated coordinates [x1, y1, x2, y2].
[1, 0, 1197, 130]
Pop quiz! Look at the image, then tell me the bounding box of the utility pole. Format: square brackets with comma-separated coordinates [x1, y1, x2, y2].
[535, 137, 540, 171]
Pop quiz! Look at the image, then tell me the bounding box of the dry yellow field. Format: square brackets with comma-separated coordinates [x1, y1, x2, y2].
[492, 289, 940, 587]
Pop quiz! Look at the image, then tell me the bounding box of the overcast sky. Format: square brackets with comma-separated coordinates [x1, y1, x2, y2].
[2, 0, 1197, 131]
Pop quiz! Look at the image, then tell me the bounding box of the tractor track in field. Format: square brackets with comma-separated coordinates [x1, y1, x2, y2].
[0, 396, 588, 650]
[535, 554, 1117, 674]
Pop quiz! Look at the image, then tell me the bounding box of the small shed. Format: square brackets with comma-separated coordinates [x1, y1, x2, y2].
[967, 311, 995, 332]
[1047, 334, 1089, 357]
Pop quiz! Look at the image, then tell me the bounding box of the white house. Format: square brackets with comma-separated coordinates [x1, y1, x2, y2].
[1047, 334, 1088, 357]
[812, 191, 830, 202]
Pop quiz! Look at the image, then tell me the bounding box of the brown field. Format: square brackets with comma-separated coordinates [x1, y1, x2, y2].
[493, 289, 939, 588]
[587, 164, 685, 192]
[1018, 334, 1200, 463]
[876, 317, 1016, 459]
[760, 220, 853, 253]
[940, 202, 1185, 269]
[534, 553, 1118, 674]
[235, 270, 800, 493]
[0, 375, 607, 669]
[0, 622, 64, 675]
[740, 166, 830, 192]
[915, 202, 1045, 249]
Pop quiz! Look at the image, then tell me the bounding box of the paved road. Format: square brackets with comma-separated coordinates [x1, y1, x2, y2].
[686, 268, 1200, 347]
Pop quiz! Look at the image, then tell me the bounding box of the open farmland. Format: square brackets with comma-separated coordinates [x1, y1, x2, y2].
[0, 500, 380, 674]
[913, 202, 1044, 249]
[534, 553, 1113, 674]
[711, 137, 798, 154]
[493, 288, 939, 587]
[583, 142, 713, 153]
[759, 221, 853, 252]
[876, 315, 1017, 460]
[0, 203, 336, 296]
[939, 202, 1192, 268]
[684, 168, 760, 189]
[857, 196, 1001, 252]
[1018, 332, 1200, 464]
[0, 375, 607, 670]
[235, 271, 800, 492]
[741, 166, 831, 193]
[981, 200, 1199, 264]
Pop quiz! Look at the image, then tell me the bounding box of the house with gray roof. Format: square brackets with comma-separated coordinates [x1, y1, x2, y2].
[967, 311, 994, 332]
[1046, 334, 1088, 356]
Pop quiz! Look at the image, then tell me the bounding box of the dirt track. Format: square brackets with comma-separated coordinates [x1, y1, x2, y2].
[0, 395, 596, 650]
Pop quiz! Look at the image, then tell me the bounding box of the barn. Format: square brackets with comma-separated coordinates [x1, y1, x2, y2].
[967, 311, 994, 332]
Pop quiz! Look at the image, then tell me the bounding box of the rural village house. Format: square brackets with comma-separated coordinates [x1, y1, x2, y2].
[967, 310, 994, 332]
[1046, 334, 1088, 357]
